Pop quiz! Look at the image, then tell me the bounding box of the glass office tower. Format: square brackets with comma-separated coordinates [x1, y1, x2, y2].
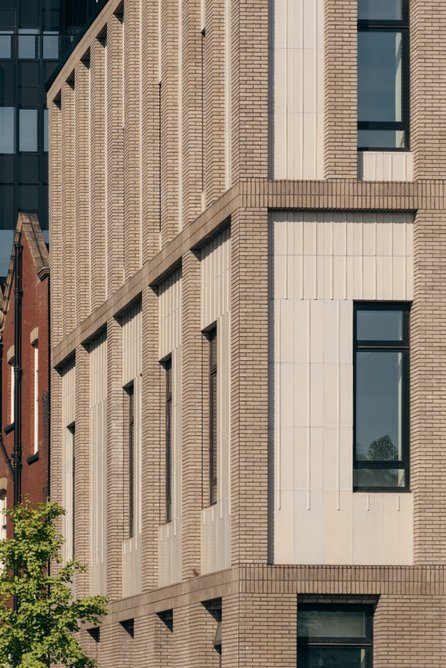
[0, 0, 107, 277]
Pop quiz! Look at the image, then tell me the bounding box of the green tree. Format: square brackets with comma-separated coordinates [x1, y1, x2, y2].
[0, 500, 107, 668]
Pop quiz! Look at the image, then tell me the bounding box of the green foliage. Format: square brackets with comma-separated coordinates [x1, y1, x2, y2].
[0, 501, 107, 668]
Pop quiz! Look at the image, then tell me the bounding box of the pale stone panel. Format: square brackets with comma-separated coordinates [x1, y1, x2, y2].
[158, 272, 183, 586]
[271, 211, 414, 565]
[88, 333, 107, 594]
[359, 151, 414, 182]
[61, 359, 76, 563]
[270, 0, 324, 179]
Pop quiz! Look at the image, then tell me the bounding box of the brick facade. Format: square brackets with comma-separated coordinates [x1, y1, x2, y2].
[47, 0, 446, 664]
[0, 214, 50, 520]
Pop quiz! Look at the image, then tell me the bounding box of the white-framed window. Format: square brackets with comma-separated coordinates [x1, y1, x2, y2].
[0, 491, 7, 541]
[9, 361, 14, 424]
[33, 342, 39, 454]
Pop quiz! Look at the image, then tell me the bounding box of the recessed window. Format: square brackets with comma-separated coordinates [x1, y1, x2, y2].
[298, 603, 374, 668]
[43, 31, 59, 59]
[358, 0, 409, 150]
[0, 107, 15, 154]
[18, 30, 38, 59]
[125, 383, 135, 539]
[164, 358, 172, 524]
[208, 327, 217, 506]
[354, 303, 410, 491]
[0, 31, 13, 59]
[19, 109, 38, 152]
[33, 342, 39, 454]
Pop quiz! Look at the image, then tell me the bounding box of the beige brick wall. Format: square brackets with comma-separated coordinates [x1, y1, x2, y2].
[48, 0, 446, 664]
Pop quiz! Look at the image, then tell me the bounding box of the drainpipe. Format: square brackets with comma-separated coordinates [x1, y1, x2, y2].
[13, 240, 23, 507]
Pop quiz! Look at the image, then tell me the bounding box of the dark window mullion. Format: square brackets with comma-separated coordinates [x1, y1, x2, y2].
[165, 359, 172, 524]
[209, 327, 217, 506]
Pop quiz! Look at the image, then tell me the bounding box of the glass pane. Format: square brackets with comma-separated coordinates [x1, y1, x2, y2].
[19, 109, 38, 152]
[0, 229, 14, 278]
[0, 106, 15, 153]
[356, 351, 403, 462]
[354, 468, 405, 489]
[18, 30, 38, 59]
[358, 31, 403, 123]
[0, 32, 12, 58]
[357, 309, 403, 341]
[44, 109, 48, 152]
[358, 0, 403, 21]
[298, 647, 368, 668]
[358, 129, 406, 150]
[43, 32, 59, 59]
[299, 610, 368, 640]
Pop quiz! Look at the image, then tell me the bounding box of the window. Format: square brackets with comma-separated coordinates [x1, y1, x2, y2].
[354, 303, 410, 491]
[18, 30, 38, 59]
[19, 109, 38, 152]
[42, 31, 59, 59]
[33, 342, 39, 454]
[0, 107, 15, 154]
[9, 361, 14, 424]
[208, 327, 217, 506]
[0, 491, 6, 541]
[0, 32, 13, 59]
[125, 383, 135, 538]
[43, 109, 48, 152]
[68, 423, 75, 556]
[298, 603, 373, 668]
[164, 358, 172, 524]
[358, 0, 409, 150]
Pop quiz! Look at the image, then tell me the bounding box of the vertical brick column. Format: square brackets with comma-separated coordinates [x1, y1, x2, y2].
[411, 1, 446, 179]
[175, 603, 220, 668]
[75, 60, 91, 325]
[160, 0, 180, 245]
[230, 0, 269, 183]
[181, 250, 202, 580]
[324, 0, 357, 179]
[107, 12, 125, 295]
[237, 594, 296, 668]
[181, 0, 202, 227]
[49, 368, 63, 532]
[49, 100, 63, 349]
[203, 0, 225, 206]
[230, 208, 269, 565]
[61, 80, 76, 337]
[74, 345, 90, 597]
[90, 38, 107, 308]
[124, 0, 142, 276]
[412, 210, 446, 563]
[374, 596, 445, 667]
[141, 284, 161, 591]
[141, 0, 161, 263]
[106, 318, 124, 600]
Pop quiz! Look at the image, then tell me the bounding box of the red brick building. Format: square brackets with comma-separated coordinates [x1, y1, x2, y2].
[0, 213, 50, 529]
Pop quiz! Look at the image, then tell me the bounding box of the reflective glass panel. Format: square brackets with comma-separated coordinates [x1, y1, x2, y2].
[43, 31, 59, 59]
[44, 109, 48, 152]
[358, 129, 406, 150]
[298, 647, 368, 668]
[0, 229, 14, 278]
[354, 468, 405, 489]
[0, 32, 12, 58]
[299, 610, 368, 640]
[356, 351, 403, 462]
[18, 30, 38, 59]
[356, 309, 404, 341]
[19, 109, 38, 152]
[358, 0, 403, 21]
[0, 106, 15, 153]
[358, 31, 403, 123]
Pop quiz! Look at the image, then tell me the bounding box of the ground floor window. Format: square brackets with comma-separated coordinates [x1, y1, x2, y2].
[297, 603, 373, 667]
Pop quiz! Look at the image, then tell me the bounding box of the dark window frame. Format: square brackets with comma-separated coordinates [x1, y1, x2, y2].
[358, 0, 410, 151]
[208, 326, 218, 507]
[162, 357, 173, 524]
[298, 602, 374, 668]
[68, 422, 76, 556]
[124, 382, 135, 539]
[353, 301, 410, 493]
